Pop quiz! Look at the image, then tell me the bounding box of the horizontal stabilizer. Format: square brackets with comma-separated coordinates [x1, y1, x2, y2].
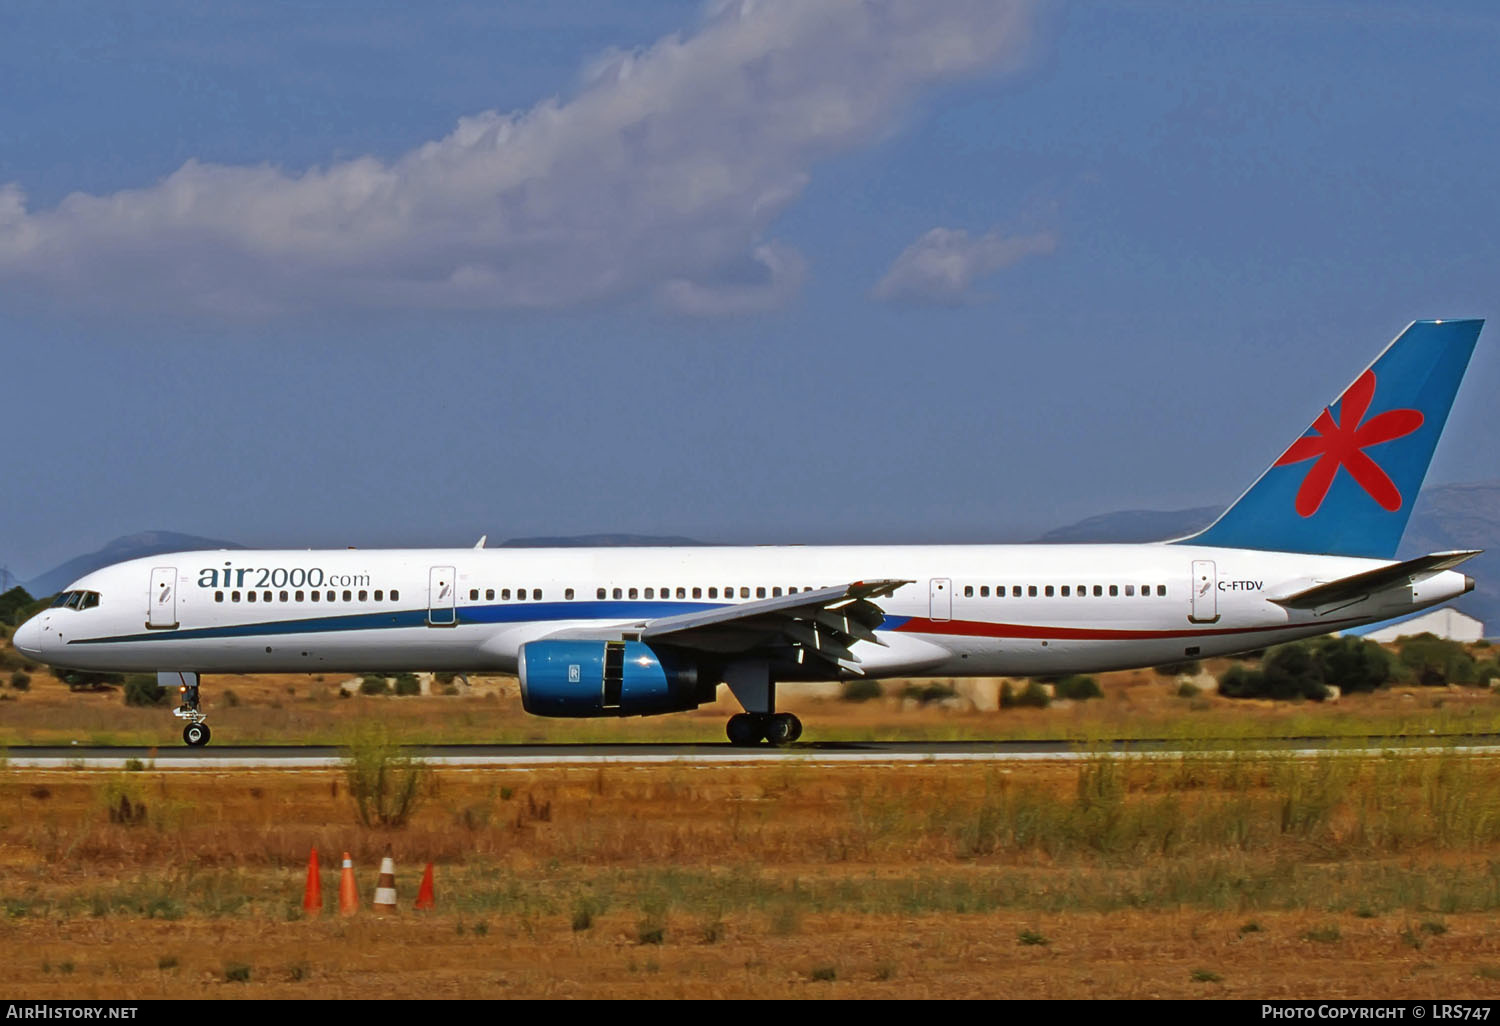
[1269, 550, 1480, 609]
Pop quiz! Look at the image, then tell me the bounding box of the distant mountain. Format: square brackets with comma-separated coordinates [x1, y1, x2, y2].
[1036, 482, 1499, 632]
[25, 531, 245, 598]
[499, 534, 703, 548]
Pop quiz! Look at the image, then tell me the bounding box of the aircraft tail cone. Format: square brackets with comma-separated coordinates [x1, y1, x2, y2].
[301, 847, 322, 916]
[373, 854, 398, 914]
[414, 863, 435, 911]
[338, 852, 359, 917]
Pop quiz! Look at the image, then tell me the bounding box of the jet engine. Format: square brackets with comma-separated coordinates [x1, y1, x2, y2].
[518, 640, 714, 717]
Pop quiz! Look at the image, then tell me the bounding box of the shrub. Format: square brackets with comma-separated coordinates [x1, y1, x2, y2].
[221, 688, 241, 708]
[840, 679, 883, 702]
[392, 672, 421, 697]
[1054, 674, 1102, 700]
[1397, 633, 1477, 686]
[1001, 681, 1050, 709]
[341, 724, 429, 828]
[359, 674, 391, 696]
[224, 963, 251, 983]
[1216, 638, 1392, 701]
[1315, 635, 1397, 693]
[1475, 660, 1500, 686]
[62, 670, 122, 691]
[1153, 660, 1202, 676]
[122, 674, 165, 706]
[902, 682, 956, 704]
[9, 670, 29, 691]
[1176, 681, 1202, 698]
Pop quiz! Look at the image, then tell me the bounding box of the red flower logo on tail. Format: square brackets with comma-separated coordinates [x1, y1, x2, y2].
[1272, 369, 1423, 517]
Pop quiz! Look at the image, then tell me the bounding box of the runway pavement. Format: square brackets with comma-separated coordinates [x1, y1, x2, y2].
[7, 735, 1500, 769]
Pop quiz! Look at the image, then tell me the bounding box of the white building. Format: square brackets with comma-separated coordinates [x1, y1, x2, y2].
[1363, 607, 1486, 644]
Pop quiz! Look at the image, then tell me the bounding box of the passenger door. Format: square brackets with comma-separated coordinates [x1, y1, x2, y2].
[929, 578, 952, 622]
[427, 565, 457, 626]
[1189, 560, 1219, 623]
[147, 567, 178, 629]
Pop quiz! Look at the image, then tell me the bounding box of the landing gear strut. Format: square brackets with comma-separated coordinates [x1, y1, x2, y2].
[172, 680, 211, 747]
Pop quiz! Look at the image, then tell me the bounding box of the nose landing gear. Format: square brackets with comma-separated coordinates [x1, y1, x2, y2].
[168, 674, 211, 747]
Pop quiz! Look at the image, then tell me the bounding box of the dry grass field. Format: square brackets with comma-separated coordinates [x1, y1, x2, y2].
[5, 754, 1500, 998]
[5, 635, 1500, 998]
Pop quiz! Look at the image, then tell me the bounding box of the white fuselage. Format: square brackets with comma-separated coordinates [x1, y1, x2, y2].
[13, 543, 1472, 681]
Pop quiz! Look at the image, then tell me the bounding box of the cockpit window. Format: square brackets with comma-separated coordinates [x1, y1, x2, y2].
[51, 591, 72, 607]
[78, 591, 100, 610]
[64, 591, 83, 609]
[51, 590, 101, 610]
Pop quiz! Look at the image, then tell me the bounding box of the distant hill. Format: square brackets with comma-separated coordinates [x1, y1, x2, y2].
[499, 534, 703, 548]
[1036, 482, 1499, 631]
[25, 531, 244, 598]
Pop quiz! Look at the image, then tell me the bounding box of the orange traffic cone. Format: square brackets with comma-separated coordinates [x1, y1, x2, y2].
[302, 847, 322, 916]
[373, 854, 398, 914]
[338, 851, 359, 917]
[414, 863, 435, 911]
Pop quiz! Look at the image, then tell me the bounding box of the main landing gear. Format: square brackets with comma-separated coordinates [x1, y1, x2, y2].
[726, 712, 802, 747]
[171, 678, 211, 747]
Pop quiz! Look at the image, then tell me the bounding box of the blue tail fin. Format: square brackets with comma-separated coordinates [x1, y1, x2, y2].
[1179, 319, 1483, 557]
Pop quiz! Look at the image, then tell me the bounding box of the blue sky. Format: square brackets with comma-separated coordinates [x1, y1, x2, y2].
[2, 0, 1497, 579]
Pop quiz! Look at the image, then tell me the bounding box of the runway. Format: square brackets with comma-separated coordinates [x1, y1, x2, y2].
[7, 735, 1500, 768]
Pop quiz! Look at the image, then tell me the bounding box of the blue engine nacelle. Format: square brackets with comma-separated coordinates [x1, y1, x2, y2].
[518, 640, 712, 717]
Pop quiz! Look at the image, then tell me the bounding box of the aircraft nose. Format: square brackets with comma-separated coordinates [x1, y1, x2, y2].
[12, 615, 44, 659]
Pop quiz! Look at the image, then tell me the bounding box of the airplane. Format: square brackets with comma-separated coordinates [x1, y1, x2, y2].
[12, 319, 1485, 748]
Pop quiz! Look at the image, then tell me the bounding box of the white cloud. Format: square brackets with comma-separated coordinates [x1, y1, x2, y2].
[0, 1, 1037, 316]
[872, 226, 1056, 304]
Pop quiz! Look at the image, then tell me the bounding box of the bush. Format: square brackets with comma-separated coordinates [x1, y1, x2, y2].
[901, 682, 956, 705]
[359, 674, 391, 696]
[392, 672, 421, 697]
[1316, 635, 1397, 693]
[1153, 660, 1202, 677]
[1001, 680, 1050, 709]
[1475, 660, 1500, 686]
[341, 724, 429, 828]
[1218, 636, 1396, 702]
[840, 679, 883, 702]
[1176, 681, 1201, 698]
[1397, 633, 1478, 685]
[61, 670, 122, 692]
[1054, 674, 1102, 700]
[9, 670, 29, 691]
[122, 674, 165, 706]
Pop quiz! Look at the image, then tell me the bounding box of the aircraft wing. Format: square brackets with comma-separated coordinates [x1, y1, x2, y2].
[1269, 550, 1481, 609]
[541, 579, 912, 674]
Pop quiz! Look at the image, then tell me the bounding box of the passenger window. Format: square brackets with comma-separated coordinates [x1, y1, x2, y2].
[964, 585, 974, 598]
[296, 590, 305, 602]
[788, 587, 798, 594]
[248, 591, 257, 603]
[374, 590, 383, 601]
[1060, 586, 1070, 597]
[628, 587, 638, 599]
[1157, 585, 1166, 597]
[980, 586, 989, 597]
[215, 591, 224, 602]
[517, 589, 526, 602]
[678, 587, 687, 599]
[469, 589, 479, 601]
[1012, 586, 1022, 597]
[692, 587, 701, 599]
[644, 588, 655, 599]
[1125, 585, 1135, 597]
[390, 590, 399, 601]
[597, 588, 606, 600]
[232, 591, 241, 602]
[281, 590, 289, 602]
[1027, 586, 1037, 597]
[1093, 585, 1102, 597]
[565, 588, 575, 600]
[1045, 585, 1054, 597]
[358, 590, 367, 601]
[533, 589, 541, 600]
[310, 591, 319, 602]
[708, 587, 718, 599]
[740, 587, 750, 599]
[613, 588, 622, 599]
[1109, 585, 1118, 597]
[1078, 585, 1086, 597]
[342, 590, 351, 602]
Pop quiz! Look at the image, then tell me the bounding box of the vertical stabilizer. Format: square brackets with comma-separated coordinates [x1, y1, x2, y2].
[1177, 319, 1482, 557]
